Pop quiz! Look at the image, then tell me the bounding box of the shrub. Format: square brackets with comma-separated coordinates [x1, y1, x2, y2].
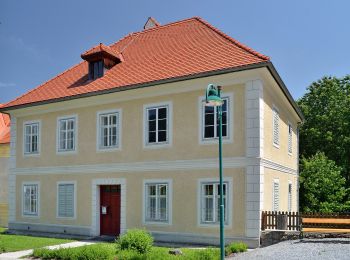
[32, 244, 115, 260]
[116, 249, 145, 260]
[225, 241, 248, 255]
[116, 229, 153, 254]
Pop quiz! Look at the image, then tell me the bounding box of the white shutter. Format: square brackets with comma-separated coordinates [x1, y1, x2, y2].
[58, 184, 74, 217]
[288, 183, 292, 212]
[273, 108, 279, 146]
[273, 181, 279, 211]
[288, 124, 292, 154]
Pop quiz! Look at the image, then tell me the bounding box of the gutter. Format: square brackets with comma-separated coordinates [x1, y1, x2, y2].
[0, 61, 304, 121]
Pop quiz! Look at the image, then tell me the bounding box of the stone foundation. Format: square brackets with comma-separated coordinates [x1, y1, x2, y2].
[260, 230, 301, 247]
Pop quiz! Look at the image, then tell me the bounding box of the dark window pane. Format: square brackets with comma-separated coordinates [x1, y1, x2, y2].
[205, 126, 214, 138]
[148, 132, 156, 143]
[94, 62, 99, 79]
[222, 125, 227, 137]
[98, 61, 104, 77]
[158, 107, 167, 119]
[158, 131, 167, 142]
[205, 106, 214, 113]
[222, 112, 227, 124]
[158, 119, 167, 130]
[148, 109, 156, 121]
[149, 120, 156, 131]
[222, 99, 228, 112]
[205, 114, 214, 126]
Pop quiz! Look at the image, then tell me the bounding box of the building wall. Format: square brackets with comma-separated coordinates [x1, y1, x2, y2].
[15, 84, 246, 168]
[263, 168, 298, 212]
[263, 85, 299, 170]
[0, 143, 9, 226]
[14, 168, 246, 237]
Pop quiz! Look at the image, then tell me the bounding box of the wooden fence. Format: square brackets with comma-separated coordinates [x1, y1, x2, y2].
[261, 211, 301, 231]
[261, 211, 350, 231]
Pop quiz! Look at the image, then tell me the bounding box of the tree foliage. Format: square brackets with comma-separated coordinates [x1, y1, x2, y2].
[299, 152, 349, 213]
[298, 75, 350, 182]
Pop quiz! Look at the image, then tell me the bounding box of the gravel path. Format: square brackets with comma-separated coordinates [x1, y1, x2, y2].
[229, 238, 350, 260]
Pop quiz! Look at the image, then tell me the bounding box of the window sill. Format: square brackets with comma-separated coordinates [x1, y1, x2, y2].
[143, 142, 171, 150]
[143, 220, 171, 226]
[22, 214, 39, 218]
[56, 150, 78, 155]
[23, 153, 40, 158]
[198, 222, 230, 228]
[199, 137, 232, 145]
[97, 147, 121, 153]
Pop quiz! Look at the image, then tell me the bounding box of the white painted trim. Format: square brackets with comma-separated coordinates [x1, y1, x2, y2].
[197, 92, 234, 145]
[56, 181, 77, 219]
[22, 120, 41, 157]
[288, 181, 292, 212]
[143, 101, 173, 149]
[142, 179, 173, 226]
[91, 178, 126, 236]
[196, 177, 233, 228]
[96, 108, 122, 152]
[12, 157, 298, 176]
[21, 181, 40, 218]
[56, 114, 78, 155]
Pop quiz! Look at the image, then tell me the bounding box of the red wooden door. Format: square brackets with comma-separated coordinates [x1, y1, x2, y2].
[100, 185, 121, 236]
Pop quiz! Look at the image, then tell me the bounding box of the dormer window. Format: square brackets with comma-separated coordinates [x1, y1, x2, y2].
[81, 43, 121, 81]
[89, 60, 104, 80]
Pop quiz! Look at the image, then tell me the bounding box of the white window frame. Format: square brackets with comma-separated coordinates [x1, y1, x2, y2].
[272, 106, 280, 148]
[23, 120, 41, 156]
[22, 181, 40, 217]
[198, 93, 233, 145]
[143, 179, 172, 225]
[56, 115, 78, 154]
[272, 179, 280, 211]
[197, 177, 232, 227]
[143, 101, 172, 149]
[288, 122, 293, 155]
[96, 109, 122, 152]
[288, 181, 292, 212]
[56, 181, 77, 219]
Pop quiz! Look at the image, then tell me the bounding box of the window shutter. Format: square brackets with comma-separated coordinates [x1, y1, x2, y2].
[273, 181, 279, 211]
[58, 184, 74, 217]
[273, 108, 279, 145]
[288, 124, 292, 154]
[288, 183, 292, 212]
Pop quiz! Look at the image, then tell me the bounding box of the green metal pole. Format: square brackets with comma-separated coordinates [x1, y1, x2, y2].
[218, 86, 225, 260]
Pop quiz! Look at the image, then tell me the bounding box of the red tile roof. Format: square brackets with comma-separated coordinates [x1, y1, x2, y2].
[81, 43, 121, 61]
[3, 17, 269, 109]
[0, 104, 10, 144]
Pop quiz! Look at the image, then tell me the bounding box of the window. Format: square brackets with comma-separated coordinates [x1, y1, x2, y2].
[145, 183, 169, 222]
[89, 60, 104, 80]
[272, 180, 280, 211]
[272, 107, 280, 146]
[57, 183, 75, 218]
[23, 184, 39, 216]
[97, 110, 120, 150]
[288, 183, 292, 212]
[203, 98, 229, 139]
[57, 116, 77, 152]
[200, 182, 227, 224]
[24, 122, 39, 154]
[288, 123, 293, 154]
[144, 102, 172, 147]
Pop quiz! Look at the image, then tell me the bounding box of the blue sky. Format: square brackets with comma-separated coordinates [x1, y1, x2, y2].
[1, 0, 349, 104]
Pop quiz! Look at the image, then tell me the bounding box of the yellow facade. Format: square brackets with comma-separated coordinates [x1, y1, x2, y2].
[6, 68, 302, 247]
[0, 143, 9, 227]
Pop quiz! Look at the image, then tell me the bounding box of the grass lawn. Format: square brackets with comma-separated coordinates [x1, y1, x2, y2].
[32, 242, 220, 260]
[0, 228, 74, 253]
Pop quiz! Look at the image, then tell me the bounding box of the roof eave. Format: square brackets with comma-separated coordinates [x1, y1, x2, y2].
[0, 61, 304, 121]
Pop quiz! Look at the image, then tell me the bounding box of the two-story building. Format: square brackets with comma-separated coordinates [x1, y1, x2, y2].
[0, 105, 10, 227]
[0, 17, 303, 247]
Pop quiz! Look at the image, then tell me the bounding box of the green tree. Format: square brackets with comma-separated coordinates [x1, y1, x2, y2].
[299, 152, 349, 213]
[298, 75, 350, 182]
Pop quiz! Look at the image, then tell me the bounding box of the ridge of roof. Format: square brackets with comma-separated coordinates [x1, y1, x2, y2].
[194, 17, 269, 61]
